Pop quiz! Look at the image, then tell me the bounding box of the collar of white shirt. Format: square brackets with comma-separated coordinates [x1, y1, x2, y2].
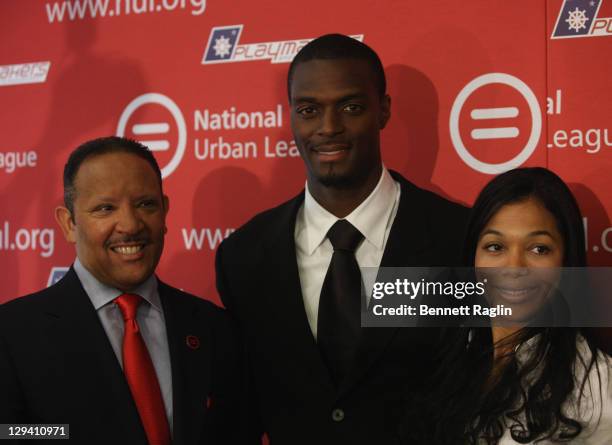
[73, 257, 161, 312]
[300, 167, 399, 255]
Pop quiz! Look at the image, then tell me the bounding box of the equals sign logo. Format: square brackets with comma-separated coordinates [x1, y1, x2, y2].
[132, 122, 171, 151]
[469, 107, 519, 140]
[117, 93, 188, 178]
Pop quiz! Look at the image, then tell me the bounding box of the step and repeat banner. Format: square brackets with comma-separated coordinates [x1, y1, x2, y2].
[1, 0, 611, 303]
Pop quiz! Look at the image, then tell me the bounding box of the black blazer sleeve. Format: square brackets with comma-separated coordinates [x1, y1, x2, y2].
[215, 241, 234, 312]
[0, 317, 25, 424]
[215, 241, 264, 445]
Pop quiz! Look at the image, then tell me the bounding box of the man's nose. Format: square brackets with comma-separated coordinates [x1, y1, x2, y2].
[115, 206, 143, 234]
[317, 109, 344, 136]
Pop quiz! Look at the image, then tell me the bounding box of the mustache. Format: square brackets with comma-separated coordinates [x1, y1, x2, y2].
[105, 234, 150, 248]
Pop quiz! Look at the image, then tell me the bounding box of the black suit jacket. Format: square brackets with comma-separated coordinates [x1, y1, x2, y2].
[0, 268, 242, 445]
[215, 171, 470, 445]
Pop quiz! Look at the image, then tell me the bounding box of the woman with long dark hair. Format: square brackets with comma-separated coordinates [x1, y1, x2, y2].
[401, 167, 611, 444]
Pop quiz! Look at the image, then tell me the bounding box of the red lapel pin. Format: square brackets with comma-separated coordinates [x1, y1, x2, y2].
[186, 335, 200, 350]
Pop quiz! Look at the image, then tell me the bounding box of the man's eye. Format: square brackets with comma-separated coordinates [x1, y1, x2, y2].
[531, 245, 551, 255]
[93, 205, 114, 213]
[138, 200, 159, 210]
[343, 103, 363, 113]
[296, 106, 317, 117]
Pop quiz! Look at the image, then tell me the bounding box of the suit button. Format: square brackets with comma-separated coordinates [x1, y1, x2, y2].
[331, 408, 345, 422]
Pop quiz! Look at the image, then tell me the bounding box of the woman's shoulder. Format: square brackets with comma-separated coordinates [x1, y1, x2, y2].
[573, 333, 611, 383]
[499, 334, 612, 444]
[564, 334, 612, 444]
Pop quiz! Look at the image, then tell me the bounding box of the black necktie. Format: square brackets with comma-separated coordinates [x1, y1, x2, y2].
[317, 219, 365, 385]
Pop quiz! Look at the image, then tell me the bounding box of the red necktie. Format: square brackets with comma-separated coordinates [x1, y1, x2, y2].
[115, 293, 171, 445]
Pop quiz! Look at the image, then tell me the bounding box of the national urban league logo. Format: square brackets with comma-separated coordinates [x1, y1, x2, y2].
[551, 0, 612, 38]
[201, 25, 364, 65]
[116, 93, 187, 179]
[449, 73, 542, 175]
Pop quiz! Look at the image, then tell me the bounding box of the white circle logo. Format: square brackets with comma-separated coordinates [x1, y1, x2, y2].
[449, 73, 542, 175]
[116, 93, 187, 179]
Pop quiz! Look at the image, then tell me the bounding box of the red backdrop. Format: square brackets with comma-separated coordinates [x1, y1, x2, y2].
[1, 0, 611, 303]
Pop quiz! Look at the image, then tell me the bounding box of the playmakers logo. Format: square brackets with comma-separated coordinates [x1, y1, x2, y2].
[202, 25, 364, 65]
[551, 0, 612, 38]
[0, 62, 51, 87]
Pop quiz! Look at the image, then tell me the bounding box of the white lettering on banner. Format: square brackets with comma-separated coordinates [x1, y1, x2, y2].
[264, 138, 299, 158]
[0, 151, 38, 173]
[194, 105, 283, 131]
[583, 217, 612, 254]
[193, 136, 299, 160]
[0, 222, 55, 258]
[546, 90, 611, 154]
[549, 128, 611, 154]
[546, 89, 563, 115]
[45, 0, 206, 23]
[0, 62, 51, 87]
[194, 137, 257, 160]
[181, 228, 234, 250]
[191, 104, 297, 160]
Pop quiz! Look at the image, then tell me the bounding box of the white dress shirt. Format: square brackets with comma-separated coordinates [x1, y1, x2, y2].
[73, 258, 173, 434]
[294, 167, 401, 338]
[498, 335, 612, 444]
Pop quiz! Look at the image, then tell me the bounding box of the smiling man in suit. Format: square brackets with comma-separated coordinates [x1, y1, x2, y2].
[0, 137, 241, 445]
[215, 34, 470, 444]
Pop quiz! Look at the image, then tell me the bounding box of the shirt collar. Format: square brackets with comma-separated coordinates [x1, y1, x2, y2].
[302, 166, 398, 255]
[73, 257, 161, 312]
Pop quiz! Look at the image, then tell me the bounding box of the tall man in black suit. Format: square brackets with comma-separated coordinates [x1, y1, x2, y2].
[215, 34, 470, 444]
[0, 137, 241, 444]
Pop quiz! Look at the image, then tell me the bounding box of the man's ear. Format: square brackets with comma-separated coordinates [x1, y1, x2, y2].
[55, 206, 76, 244]
[162, 195, 170, 234]
[379, 94, 391, 129]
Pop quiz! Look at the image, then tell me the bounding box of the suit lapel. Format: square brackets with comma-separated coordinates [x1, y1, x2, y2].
[379, 172, 431, 268]
[44, 268, 147, 442]
[261, 193, 335, 391]
[160, 283, 212, 445]
[339, 173, 432, 397]
[264, 178, 434, 397]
